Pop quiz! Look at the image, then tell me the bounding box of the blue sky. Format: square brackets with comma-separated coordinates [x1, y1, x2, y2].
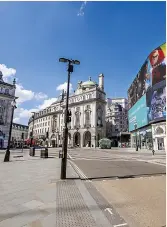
[0, 1, 166, 124]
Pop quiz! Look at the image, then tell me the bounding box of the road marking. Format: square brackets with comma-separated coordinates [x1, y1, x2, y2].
[105, 208, 113, 215]
[69, 159, 91, 182]
[113, 223, 128, 227]
[67, 153, 74, 160]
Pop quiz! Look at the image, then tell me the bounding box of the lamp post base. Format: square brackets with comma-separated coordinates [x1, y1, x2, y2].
[4, 148, 10, 162]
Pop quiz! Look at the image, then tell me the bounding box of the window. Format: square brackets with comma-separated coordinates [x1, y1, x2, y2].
[85, 111, 90, 126]
[75, 108, 80, 127]
[5, 89, 9, 94]
[45, 122, 47, 126]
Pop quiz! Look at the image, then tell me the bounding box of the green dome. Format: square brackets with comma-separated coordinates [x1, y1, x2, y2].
[81, 77, 97, 88]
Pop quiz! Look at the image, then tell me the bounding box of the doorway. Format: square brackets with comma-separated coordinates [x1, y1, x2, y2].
[74, 132, 80, 147]
[84, 131, 91, 147]
[157, 138, 164, 150]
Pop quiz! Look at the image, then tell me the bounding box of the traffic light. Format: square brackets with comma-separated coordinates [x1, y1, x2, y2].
[67, 110, 72, 123]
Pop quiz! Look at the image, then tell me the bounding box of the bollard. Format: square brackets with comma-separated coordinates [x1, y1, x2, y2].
[29, 147, 35, 156]
[152, 150, 155, 155]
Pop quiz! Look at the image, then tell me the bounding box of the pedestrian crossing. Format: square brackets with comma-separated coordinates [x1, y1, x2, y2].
[67, 149, 166, 166]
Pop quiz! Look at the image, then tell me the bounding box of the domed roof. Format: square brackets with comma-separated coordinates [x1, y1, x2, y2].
[81, 77, 97, 88]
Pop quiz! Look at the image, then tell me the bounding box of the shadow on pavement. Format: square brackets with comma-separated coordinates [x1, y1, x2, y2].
[80, 172, 166, 181]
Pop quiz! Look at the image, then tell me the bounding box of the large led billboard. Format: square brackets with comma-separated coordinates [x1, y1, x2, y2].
[128, 43, 166, 130]
[128, 43, 166, 109]
[128, 95, 149, 131]
[146, 81, 166, 123]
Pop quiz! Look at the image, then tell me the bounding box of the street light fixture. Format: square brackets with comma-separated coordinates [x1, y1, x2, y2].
[59, 57, 80, 179]
[4, 98, 17, 162]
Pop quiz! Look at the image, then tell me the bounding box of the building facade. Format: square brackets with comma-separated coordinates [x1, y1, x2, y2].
[11, 123, 28, 148]
[128, 43, 166, 151]
[28, 74, 106, 148]
[106, 98, 128, 146]
[0, 71, 16, 149]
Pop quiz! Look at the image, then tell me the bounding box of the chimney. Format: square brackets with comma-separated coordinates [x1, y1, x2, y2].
[98, 73, 104, 91]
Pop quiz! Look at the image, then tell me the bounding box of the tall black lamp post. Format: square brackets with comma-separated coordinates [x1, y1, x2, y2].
[134, 123, 138, 151]
[30, 112, 35, 147]
[4, 98, 17, 162]
[59, 57, 80, 179]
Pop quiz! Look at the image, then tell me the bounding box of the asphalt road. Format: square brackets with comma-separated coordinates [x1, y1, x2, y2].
[67, 148, 166, 180]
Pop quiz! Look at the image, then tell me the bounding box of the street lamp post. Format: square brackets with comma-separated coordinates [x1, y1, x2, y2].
[30, 112, 35, 147]
[59, 57, 80, 179]
[4, 98, 17, 162]
[134, 123, 138, 151]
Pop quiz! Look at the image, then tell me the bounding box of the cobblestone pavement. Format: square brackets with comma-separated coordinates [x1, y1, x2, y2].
[0, 151, 129, 227]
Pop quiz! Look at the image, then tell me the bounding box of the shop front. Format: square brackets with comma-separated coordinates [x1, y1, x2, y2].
[131, 126, 153, 150]
[152, 122, 166, 151]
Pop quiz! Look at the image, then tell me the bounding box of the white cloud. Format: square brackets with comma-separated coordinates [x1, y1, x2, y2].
[56, 82, 73, 93]
[0, 64, 16, 82]
[77, 1, 87, 16]
[1, 63, 64, 125]
[14, 107, 39, 122]
[15, 84, 35, 104]
[14, 97, 58, 124]
[13, 117, 20, 123]
[38, 97, 58, 110]
[34, 92, 48, 100]
[15, 84, 48, 104]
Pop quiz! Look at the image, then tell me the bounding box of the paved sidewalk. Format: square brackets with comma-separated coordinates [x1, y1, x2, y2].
[0, 151, 117, 227]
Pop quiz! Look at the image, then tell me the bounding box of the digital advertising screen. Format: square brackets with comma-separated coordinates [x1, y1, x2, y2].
[128, 43, 166, 111]
[128, 94, 149, 132]
[146, 82, 166, 123]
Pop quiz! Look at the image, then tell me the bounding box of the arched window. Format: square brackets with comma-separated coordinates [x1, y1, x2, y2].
[156, 127, 164, 135]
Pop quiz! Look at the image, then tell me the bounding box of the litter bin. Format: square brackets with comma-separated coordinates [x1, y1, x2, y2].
[29, 147, 35, 156]
[41, 148, 48, 158]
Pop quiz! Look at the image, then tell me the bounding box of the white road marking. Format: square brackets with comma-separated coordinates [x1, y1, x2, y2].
[67, 153, 74, 160]
[105, 208, 113, 215]
[113, 223, 128, 227]
[68, 159, 91, 182]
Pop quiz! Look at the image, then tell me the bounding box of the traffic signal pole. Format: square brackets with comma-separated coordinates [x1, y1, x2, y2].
[60, 62, 71, 179]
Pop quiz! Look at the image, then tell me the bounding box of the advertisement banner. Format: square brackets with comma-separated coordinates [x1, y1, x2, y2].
[128, 95, 149, 131]
[146, 83, 166, 123]
[148, 45, 166, 86]
[128, 43, 166, 109]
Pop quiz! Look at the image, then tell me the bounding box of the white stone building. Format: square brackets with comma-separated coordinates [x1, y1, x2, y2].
[11, 123, 28, 147]
[0, 71, 16, 149]
[28, 74, 106, 148]
[106, 98, 128, 144]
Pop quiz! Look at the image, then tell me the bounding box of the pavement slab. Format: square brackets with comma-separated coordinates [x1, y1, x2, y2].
[93, 175, 166, 227]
